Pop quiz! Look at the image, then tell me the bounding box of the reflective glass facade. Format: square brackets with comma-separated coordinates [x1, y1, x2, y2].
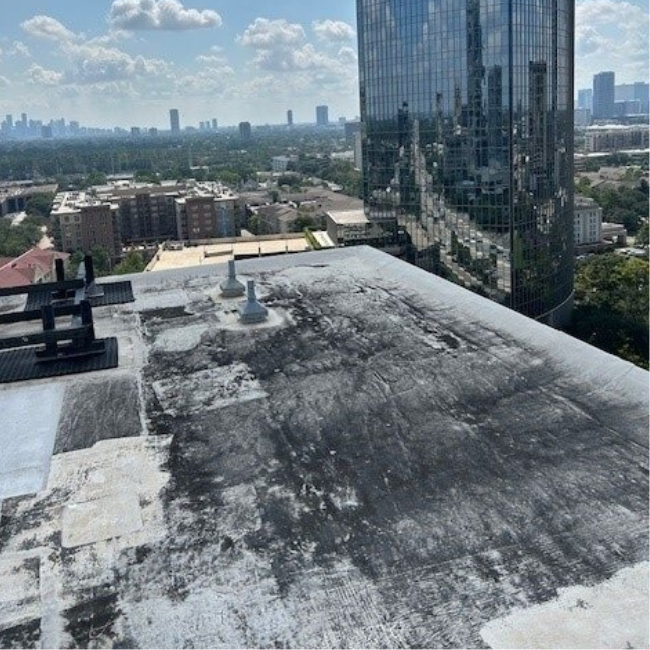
[357, 0, 574, 323]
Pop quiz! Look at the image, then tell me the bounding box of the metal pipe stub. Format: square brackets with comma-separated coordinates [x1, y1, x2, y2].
[239, 280, 268, 324]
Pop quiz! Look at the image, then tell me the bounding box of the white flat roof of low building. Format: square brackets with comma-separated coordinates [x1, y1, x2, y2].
[326, 209, 370, 225]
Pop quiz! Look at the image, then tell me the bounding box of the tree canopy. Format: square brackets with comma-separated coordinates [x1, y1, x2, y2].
[567, 253, 649, 369]
[0, 218, 44, 257]
[576, 181, 649, 235]
[114, 250, 146, 275]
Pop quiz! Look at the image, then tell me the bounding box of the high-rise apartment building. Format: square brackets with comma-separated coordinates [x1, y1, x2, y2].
[287, 110, 294, 127]
[616, 82, 650, 114]
[175, 184, 237, 242]
[52, 193, 122, 258]
[356, 0, 575, 325]
[577, 89, 593, 111]
[316, 105, 329, 127]
[593, 72, 615, 120]
[239, 121, 252, 141]
[170, 109, 181, 135]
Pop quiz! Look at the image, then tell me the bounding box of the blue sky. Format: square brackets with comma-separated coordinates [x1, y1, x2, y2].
[0, 0, 647, 129]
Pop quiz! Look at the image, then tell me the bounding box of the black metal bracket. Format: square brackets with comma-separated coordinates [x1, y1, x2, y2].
[0, 256, 121, 381]
[17, 254, 135, 311]
[0, 301, 105, 363]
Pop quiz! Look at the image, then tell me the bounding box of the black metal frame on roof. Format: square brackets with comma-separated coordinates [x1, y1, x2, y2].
[0, 254, 123, 383]
[21, 255, 135, 311]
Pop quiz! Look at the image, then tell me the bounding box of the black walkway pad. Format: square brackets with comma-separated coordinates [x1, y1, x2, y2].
[0, 338, 118, 384]
[24, 281, 135, 311]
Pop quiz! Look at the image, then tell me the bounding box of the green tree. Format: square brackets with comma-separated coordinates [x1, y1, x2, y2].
[635, 222, 649, 247]
[0, 220, 44, 257]
[114, 251, 146, 275]
[25, 193, 55, 219]
[292, 214, 316, 232]
[567, 254, 649, 369]
[80, 171, 107, 189]
[90, 246, 111, 276]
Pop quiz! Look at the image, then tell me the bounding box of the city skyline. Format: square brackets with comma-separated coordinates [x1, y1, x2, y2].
[0, 0, 648, 129]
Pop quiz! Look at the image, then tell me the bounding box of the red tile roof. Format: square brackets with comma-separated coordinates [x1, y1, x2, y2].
[0, 249, 69, 289]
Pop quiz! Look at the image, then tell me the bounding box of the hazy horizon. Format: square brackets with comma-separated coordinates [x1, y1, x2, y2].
[0, 0, 648, 130]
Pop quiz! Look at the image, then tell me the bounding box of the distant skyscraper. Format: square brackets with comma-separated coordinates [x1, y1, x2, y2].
[287, 110, 294, 127]
[577, 89, 593, 111]
[593, 72, 615, 120]
[239, 121, 252, 141]
[634, 82, 650, 114]
[211, 118, 218, 130]
[616, 82, 650, 114]
[316, 105, 329, 126]
[357, 0, 575, 325]
[170, 109, 180, 135]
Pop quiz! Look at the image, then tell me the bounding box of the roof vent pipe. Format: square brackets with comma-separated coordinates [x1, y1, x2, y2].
[220, 260, 246, 298]
[239, 281, 268, 324]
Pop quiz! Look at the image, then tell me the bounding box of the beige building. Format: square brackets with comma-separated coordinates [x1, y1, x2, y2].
[326, 209, 372, 245]
[585, 124, 650, 153]
[574, 196, 603, 247]
[52, 192, 121, 257]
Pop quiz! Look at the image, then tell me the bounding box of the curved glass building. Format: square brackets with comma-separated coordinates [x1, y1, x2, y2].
[357, 0, 574, 325]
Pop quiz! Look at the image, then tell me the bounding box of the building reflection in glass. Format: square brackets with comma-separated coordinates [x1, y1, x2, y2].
[357, 0, 574, 324]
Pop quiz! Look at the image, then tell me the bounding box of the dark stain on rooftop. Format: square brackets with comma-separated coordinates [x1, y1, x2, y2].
[54, 376, 142, 454]
[0, 619, 41, 649]
[137, 271, 648, 646]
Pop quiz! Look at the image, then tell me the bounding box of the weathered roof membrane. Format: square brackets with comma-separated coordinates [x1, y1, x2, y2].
[0, 247, 648, 649]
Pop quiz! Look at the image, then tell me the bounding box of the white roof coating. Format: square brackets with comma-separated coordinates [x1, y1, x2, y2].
[0, 247, 647, 649]
[0, 384, 64, 501]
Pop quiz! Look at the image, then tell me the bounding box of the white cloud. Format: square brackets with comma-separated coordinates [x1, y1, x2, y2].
[312, 20, 355, 42]
[178, 64, 234, 95]
[19, 14, 170, 88]
[576, 0, 649, 87]
[9, 41, 31, 57]
[109, 0, 222, 31]
[239, 18, 306, 48]
[27, 64, 64, 86]
[235, 15, 359, 105]
[338, 46, 358, 66]
[0, 75, 10, 87]
[65, 44, 169, 84]
[239, 18, 347, 74]
[196, 54, 228, 65]
[21, 15, 77, 42]
[87, 30, 132, 46]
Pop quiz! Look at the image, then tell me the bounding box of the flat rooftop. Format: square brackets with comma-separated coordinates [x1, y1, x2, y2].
[148, 236, 313, 272]
[326, 209, 370, 225]
[0, 247, 647, 649]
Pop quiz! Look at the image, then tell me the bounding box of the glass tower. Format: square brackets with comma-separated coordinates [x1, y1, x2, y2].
[357, 0, 575, 325]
